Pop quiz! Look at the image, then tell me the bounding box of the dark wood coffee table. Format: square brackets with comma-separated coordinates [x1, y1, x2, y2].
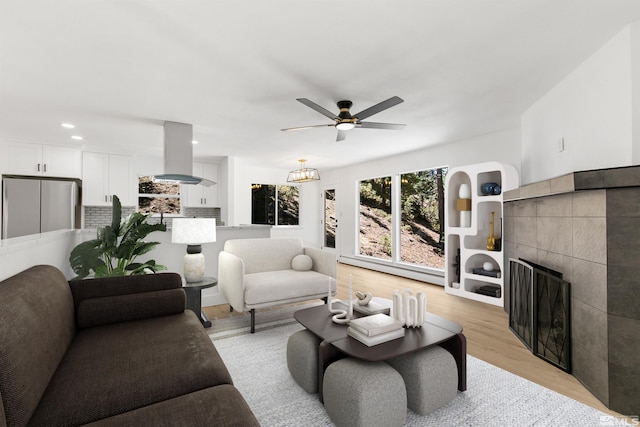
[294, 304, 467, 402]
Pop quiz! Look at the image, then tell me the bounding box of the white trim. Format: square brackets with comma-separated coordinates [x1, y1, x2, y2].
[339, 256, 444, 286]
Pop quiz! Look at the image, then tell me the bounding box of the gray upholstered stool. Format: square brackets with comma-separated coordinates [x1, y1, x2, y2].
[323, 358, 407, 427]
[286, 328, 321, 393]
[386, 345, 458, 415]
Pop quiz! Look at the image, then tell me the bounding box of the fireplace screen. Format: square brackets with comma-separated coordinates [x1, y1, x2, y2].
[509, 259, 571, 372]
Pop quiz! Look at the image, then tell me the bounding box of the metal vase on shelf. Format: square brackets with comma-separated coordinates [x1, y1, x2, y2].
[487, 211, 496, 251]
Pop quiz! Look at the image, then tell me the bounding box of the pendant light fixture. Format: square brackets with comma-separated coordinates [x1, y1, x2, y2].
[286, 159, 320, 183]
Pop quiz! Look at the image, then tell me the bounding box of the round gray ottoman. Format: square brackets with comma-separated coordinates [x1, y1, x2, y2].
[386, 345, 458, 415]
[323, 357, 407, 427]
[286, 328, 321, 393]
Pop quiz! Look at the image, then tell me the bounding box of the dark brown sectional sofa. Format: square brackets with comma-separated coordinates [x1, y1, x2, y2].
[0, 265, 259, 427]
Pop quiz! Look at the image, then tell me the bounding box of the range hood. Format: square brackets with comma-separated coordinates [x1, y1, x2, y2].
[152, 121, 215, 187]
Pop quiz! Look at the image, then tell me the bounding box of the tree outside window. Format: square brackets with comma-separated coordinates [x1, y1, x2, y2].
[400, 167, 447, 268]
[358, 166, 447, 269]
[359, 177, 392, 260]
[251, 184, 299, 225]
[138, 176, 181, 215]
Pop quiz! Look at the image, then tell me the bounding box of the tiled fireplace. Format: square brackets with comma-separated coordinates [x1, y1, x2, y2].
[503, 165, 640, 416]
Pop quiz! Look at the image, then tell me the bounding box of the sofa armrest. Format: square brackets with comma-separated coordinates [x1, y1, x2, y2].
[68, 272, 186, 329]
[218, 251, 246, 312]
[304, 247, 336, 279]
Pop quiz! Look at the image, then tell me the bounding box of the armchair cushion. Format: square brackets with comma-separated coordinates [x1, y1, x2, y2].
[291, 254, 313, 271]
[244, 270, 332, 306]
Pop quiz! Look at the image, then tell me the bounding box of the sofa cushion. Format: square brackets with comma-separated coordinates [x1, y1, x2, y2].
[84, 385, 260, 427]
[291, 254, 313, 271]
[224, 238, 304, 274]
[28, 311, 233, 426]
[76, 288, 186, 329]
[0, 265, 75, 427]
[244, 270, 333, 306]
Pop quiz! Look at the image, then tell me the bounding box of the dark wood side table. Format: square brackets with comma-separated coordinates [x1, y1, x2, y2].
[183, 277, 217, 328]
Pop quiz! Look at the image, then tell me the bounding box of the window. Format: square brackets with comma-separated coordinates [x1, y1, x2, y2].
[358, 177, 392, 260]
[251, 184, 299, 225]
[400, 167, 447, 268]
[138, 176, 181, 214]
[358, 166, 447, 270]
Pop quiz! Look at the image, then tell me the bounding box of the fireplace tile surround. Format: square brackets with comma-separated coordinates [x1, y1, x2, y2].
[503, 165, 640, 416]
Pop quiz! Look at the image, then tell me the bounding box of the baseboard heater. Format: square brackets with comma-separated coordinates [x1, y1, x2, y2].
[509, 259, 571, 373]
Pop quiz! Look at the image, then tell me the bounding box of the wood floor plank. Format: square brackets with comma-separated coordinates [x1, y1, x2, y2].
[203, 262, 626, 419]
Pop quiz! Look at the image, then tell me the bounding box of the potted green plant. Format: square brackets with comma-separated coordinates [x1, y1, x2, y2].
[69, 195, 167, 279]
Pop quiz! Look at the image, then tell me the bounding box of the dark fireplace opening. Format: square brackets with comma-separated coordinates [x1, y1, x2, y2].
[509, 259, 571, 372]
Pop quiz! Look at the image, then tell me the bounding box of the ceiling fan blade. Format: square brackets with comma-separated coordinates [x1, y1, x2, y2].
[296, 98, 339, 120]
[352, 96, 404, 120]
[358, 122, 406, 130]
[281, 124, 335, 131]
[336, 129, 347, 141]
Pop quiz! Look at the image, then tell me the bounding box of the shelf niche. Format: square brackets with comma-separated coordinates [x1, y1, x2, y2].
[444, 161, 518, 307]
[446, 171, 472, 229]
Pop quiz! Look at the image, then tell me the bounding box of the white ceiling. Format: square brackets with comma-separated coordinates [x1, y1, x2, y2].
[2, 0, 640, 171]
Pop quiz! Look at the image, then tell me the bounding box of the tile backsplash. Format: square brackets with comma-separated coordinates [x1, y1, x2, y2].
[84, 206, 221, 229]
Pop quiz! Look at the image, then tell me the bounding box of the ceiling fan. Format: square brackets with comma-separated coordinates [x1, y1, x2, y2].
[281, 96, 406, 141]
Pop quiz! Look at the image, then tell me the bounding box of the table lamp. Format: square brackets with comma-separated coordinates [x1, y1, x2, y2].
[171, 218, 216, 283]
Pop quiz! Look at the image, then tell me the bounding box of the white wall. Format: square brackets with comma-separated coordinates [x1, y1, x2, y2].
[320, 127, 521, 283]
[521, 25, 634, 185]
[0, 230, 89, 281]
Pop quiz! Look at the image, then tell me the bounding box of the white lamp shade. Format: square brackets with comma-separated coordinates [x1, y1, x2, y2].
[172, 218, 216, 244]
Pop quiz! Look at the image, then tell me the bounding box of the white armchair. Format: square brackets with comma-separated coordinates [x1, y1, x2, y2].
[218, 238, 336, 333]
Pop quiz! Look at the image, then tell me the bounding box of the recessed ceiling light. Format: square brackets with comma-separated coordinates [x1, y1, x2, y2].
[192, 140, 198, 144]
[71, 135, 83, 140]
[61, 123, 75, 129]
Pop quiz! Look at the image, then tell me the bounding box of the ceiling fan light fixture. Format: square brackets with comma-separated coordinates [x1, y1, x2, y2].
[287, 159, 320, 183]
[336, 122, 356, 131]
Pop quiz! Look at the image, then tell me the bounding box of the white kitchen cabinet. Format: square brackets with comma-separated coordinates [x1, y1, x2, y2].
[443, 162, 518, 307]
[184, 162, 218, 207]
[5, 142, 81, 178]
[82, 152, 134, 206]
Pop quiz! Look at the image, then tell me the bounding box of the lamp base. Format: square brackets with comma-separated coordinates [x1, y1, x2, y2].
[184, 252, 205, 283]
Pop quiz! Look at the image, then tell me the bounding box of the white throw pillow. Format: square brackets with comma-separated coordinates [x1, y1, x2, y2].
[291, 254, 313, 271]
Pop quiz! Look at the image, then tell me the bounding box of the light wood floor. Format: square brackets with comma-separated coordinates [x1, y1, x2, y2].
[203, 262, 625, 419]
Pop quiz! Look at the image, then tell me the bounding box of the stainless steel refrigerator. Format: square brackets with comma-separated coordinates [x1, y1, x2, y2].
[2, 176, 81, 239]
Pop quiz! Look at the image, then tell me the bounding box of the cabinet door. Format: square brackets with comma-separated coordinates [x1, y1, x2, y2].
[183, 162, 202, 207]
[201, 163, 218, 207]
[42, 145, 81, 178]
[82, 152, 109, 206]
[184, 162, 218, 207]
[108, 154, 134, 206]
[6, 142, 42, 175]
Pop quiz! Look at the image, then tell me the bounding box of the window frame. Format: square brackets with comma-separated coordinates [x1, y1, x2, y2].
[250, 183, 300, 226]
[137, 175, 183, 216]
[356, 165, 448, 273]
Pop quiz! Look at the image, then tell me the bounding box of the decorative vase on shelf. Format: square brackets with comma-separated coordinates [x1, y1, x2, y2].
[481, 182, 501, 195]
[487, 211, 496, 251]
[457, 183, 471, 228]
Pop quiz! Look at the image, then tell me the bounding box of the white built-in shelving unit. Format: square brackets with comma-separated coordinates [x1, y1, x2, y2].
[444, 162, 518, 307]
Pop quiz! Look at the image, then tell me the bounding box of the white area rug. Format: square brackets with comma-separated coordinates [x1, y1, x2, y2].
[210, 318, 631, 427]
